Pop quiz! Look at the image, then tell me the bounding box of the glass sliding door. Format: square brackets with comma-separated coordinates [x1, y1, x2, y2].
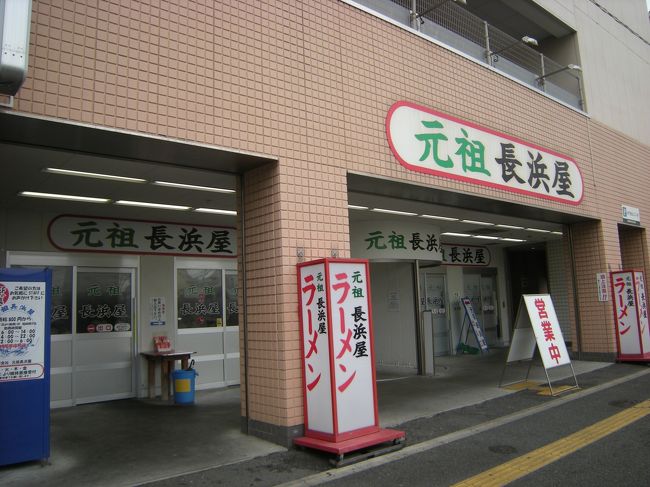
[175, 258, 239, 389]
[74, 268, 136, 404]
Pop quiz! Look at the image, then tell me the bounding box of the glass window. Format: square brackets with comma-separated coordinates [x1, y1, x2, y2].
[76, 271, 132, 333]
[16, 265, 73, 335]
[177, 269, 223, 328]
[225, 271, 239, 326]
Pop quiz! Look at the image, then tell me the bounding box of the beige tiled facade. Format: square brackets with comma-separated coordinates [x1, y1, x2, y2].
[6, 1, 650, 443]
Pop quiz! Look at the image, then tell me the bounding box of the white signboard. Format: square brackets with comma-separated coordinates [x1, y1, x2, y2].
[611, 271, 641, 355]
[597, 273, 609, 302]
[351, 220, 442, 261]
[460, 297, 488, 352]
[622, 206, 640, 225]
[49, 215, 236, 257]
[506, 327, 537, 363]
[328, 261, 376, 433]
[298, 262, 333, 434]
[150, 297, 166, 326]
[387, 101, 583, 205]
[0, 281, 47, 382]
[441, 244, 490, 266]
[523, 295, 570, 369]
[634, 273, 650, 353]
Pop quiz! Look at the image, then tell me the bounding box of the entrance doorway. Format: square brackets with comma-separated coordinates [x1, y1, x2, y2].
[618, 225, 648, 270]
[8, 253, 138, 407]
[74, 267, 135, 404]
[463, 270, 499, 346]
[506, 244, 548, 330]
[419, 269, 450, 356]
[174, 259, 240, 389]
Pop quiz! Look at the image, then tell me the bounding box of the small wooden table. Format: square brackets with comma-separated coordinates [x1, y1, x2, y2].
[141, 351, 195, 400]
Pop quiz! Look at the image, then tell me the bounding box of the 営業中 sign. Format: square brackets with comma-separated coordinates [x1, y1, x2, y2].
[523, 295, 570, 369]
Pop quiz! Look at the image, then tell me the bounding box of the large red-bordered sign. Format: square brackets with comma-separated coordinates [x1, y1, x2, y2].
[386, 101, 583, 205]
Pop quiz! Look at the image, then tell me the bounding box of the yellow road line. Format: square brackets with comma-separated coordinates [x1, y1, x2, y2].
[453, 399, 650, 487]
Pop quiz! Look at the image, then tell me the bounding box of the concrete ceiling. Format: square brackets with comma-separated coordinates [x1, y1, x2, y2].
[0, 141, 240, 227]
[348, 172, 594, 251]
[463, 0, 575, 41]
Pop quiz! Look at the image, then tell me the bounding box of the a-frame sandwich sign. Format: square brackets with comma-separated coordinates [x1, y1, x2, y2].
[499, 294, 578, 396]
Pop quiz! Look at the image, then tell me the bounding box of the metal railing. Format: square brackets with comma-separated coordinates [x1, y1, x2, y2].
[355, 0, 583, 110]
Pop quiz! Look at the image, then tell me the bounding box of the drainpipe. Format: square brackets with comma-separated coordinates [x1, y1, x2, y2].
[567, 226, 583, 359]
[239, 174, 251, 432]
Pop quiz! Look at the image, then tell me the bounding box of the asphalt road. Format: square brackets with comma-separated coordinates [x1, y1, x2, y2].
[322, 370, 650, 486]
[143, 363, 650, 487]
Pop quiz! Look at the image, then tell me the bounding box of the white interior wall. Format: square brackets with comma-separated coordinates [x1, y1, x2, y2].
[138, 255, 175, 397]
[1, 209, 57, 252]
[546, 239, 572, 341]
[370, 262, 418, 369]
[492, 247, 511, 345]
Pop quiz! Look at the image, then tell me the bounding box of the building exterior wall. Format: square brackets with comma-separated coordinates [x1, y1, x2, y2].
[535, 0, 650, 144]
[4, 0, 650, 442]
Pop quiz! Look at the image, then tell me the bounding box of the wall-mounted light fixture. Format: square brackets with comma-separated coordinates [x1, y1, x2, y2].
[536, 64, 582, 87]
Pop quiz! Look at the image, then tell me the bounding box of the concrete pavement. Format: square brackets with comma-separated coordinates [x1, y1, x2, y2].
[0, 349, 628, 487]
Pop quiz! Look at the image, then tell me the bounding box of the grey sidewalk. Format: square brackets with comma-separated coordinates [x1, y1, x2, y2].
[0, 349, 634, 487]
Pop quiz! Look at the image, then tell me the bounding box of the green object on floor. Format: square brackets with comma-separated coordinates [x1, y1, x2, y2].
[457, 343, 479, 355]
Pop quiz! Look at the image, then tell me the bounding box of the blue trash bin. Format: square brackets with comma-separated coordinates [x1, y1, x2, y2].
[172, 366, 198, 405]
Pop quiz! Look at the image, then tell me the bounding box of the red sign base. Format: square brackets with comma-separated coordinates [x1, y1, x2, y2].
[294, 428, 405, 456]
[617, 353, 650, 362]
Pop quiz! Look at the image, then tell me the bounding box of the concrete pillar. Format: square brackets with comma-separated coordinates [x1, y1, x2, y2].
[238, 160, 350, 446]
[567, 221, 619, 360]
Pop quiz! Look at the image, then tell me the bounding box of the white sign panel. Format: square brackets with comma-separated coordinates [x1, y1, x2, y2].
[523, 295, 570, 369]
[597, 273, 609, 302]
[298, 262, 333, 434]
[328, 261, 376, 433]
[442, 244, 490, 266]
[387, 101, 583, 205]
[150, 297, 166, 326]
[0, 281, 47, 382]
[460, 297, 488, 352]
[634, 273, 650, 353]
[611, 271, 641, 355]
[49, 215, 236, 257]
[351, 220, 442, 261]
[506, 327, 537, 363]
[622, 206, 640, 225]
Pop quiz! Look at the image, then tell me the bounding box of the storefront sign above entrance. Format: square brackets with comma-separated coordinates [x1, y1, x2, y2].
[386, 101, 584, 205]
[351, 221, 442, 261]
[441, 244, 490, 266]
[48, 215, 236, 257]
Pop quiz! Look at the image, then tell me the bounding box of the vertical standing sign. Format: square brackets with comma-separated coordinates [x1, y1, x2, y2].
[610, 270, 650, 361]
[459, 297, 489, 353]
[0, 268, 52, 466]
[295, 259, 404, 457]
